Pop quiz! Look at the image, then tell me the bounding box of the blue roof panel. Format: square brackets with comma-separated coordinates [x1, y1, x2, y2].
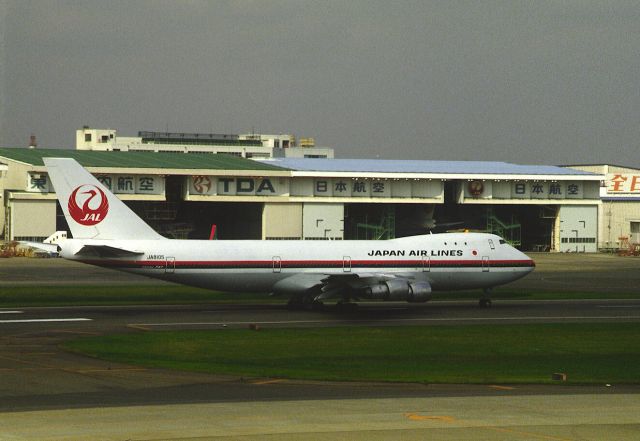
[262, 158, 598, 176]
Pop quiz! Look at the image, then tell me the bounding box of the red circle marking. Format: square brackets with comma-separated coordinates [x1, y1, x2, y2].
[68, 185, 109, 226]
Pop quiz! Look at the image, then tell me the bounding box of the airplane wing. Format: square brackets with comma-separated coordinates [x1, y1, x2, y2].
[17, 241, 59, 255]
[74, 244, 145, 258]
[272, 272, 431, 303]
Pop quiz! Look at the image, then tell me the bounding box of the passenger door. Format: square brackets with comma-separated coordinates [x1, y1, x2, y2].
[482, 256, 490, 272]
[165, 256, 175, 274]
[343, 256, 351, 273]
[273, 256, 282, 273]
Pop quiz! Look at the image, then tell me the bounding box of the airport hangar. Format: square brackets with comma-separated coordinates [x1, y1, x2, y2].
[0, 148, 606, 252]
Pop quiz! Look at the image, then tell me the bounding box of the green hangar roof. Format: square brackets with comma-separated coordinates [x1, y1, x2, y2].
[0, 148, 287, 171]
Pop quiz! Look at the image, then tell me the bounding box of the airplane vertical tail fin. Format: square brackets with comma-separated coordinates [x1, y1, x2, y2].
[44, 158, 164, 240]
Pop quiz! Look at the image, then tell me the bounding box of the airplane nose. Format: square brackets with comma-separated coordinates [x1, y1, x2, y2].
[515, 249, 535, 272]
[526, 258, 536, 272]
[523, 255, 535, 272]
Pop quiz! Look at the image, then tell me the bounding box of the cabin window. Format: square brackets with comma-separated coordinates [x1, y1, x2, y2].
[499, 239, 506, 244]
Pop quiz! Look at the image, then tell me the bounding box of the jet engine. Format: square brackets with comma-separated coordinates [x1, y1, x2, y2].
[362, 279, 432, 303]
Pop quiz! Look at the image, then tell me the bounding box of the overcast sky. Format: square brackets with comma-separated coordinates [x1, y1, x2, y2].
[1, 1, 639, 166]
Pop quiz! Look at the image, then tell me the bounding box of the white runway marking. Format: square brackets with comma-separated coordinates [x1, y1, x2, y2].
[0, 318, 92, 324]
[0, 311, 23, 314]
[133, 315, 640, 328]
[597, 305, 640, 308]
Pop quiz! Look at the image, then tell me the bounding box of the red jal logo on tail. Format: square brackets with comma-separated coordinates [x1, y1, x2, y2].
[68, 185, 109, 226]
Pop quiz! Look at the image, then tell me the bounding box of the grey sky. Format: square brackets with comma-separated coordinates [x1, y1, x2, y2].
[1, 1, 639, 166]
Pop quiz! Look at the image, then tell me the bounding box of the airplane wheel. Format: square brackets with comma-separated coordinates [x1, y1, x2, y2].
[479, 299, 492, 308]
[287, 298, 304, 310]
[336, 301, 358, 313]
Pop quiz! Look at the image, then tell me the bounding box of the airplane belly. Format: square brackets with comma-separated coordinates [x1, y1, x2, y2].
[428, 266, 532, 290]
[163, 270, 290, 293]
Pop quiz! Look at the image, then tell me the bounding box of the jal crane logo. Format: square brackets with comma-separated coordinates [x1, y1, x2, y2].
[68, 185, 109, 226]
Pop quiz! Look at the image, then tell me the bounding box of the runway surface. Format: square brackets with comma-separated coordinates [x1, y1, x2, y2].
[2, 254, 640, 439]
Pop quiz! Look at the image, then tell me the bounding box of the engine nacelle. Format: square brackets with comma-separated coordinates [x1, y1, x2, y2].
[362, 279, 431, 303]
[407, 281, 432, 303]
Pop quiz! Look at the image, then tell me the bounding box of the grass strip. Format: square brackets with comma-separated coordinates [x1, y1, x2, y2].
[1, 285, 639, 308]
[65, 323, 640, 384]
[0, 285, 277, 307]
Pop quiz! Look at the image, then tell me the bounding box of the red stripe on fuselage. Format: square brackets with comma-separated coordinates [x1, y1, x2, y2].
[78, 258, 535, 269]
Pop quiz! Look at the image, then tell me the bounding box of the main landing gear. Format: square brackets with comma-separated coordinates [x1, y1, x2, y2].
[286, 296, 358, 313]
[335, 300, 358, 313]
[479, 288, 493, 308]
[287, 296, 324, 311]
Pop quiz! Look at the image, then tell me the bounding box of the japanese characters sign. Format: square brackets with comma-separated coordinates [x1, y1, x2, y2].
[510, 181, 582, 199]
[28, 173, 163, 195]
[96, 175, 164, 195]
[27, 173, 51, 193]
[308, 179, 439, 199]
[607, 173, 640, 194]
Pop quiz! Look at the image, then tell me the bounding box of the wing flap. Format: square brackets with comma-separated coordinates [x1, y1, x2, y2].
[273, 272, 397, 298]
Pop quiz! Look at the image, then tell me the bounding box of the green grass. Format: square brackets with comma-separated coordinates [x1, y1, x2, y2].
[0, 285, 277, 307]
[1, 285, 639, 308]
[65, 323, 640, 384]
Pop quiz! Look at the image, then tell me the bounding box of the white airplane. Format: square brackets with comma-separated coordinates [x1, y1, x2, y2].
[44, 158, 535, 308]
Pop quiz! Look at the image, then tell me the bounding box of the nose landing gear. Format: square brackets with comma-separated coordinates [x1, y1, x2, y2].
[479, 288, 492, 308]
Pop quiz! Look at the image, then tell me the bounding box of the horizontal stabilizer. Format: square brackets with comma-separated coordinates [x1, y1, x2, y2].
[75, 245, 144, 258]
[17, 242, 59, 254]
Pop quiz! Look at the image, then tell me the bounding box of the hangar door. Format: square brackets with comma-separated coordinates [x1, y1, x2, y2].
[263, 203, 302, 240]
[303, 203, 344, 240]
[558, 205, 598, 252]
[10, 199, 57, 241]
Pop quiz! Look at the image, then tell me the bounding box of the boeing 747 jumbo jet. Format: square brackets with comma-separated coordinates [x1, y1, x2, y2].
[44, 158, 534, 308]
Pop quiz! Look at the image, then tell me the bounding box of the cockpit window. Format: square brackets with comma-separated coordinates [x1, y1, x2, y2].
[499, 239, 506, 244]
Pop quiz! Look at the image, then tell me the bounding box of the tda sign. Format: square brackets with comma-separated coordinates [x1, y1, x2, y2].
[218, 177, 275, 195]
[190, 176, 279, 196]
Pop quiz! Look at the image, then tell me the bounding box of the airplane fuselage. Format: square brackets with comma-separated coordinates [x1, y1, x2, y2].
[60, 232, 534, 294]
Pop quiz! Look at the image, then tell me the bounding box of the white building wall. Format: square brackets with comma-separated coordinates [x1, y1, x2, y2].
[558, 205, 598, 252]
[568, 164, 640, 250]
[600, 201, 640, 249]
[77, 129, 334, 158]
[303, 203, 344, 240]
[76, 128, 117, 150]
[10, 199, 56, 240]
[262, 203, 303, 240]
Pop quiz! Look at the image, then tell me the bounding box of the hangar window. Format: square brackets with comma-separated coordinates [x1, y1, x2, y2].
[84, 133, 92, 142]
[564, 237, 596, 243]
[631, 222, 640, 242]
